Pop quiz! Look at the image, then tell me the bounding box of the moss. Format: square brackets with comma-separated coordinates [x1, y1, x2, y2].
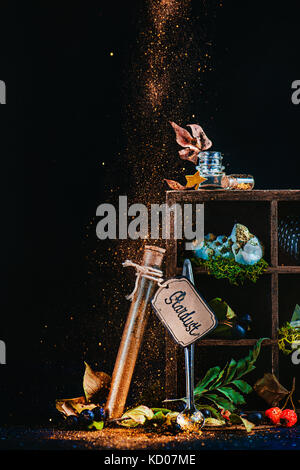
[189, 256, 269, 286]
[278, 322, 300, 355]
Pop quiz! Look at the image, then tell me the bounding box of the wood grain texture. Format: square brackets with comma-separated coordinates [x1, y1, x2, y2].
[165, 190, 300, 400]
[270, 200, 278, 267]
[196, 339, 275, 346]
[167, 189, 300, 202]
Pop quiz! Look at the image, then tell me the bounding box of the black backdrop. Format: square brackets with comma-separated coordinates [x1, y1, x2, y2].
[1, 1, 300, 425]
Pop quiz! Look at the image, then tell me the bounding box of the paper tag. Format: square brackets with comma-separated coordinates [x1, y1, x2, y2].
[151, 277, 217, 347]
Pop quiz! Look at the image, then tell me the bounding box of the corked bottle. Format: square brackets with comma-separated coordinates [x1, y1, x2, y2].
[105, 245, 165, 419]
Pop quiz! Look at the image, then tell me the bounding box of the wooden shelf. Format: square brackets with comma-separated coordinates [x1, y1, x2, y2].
[196, 339, 276, 347]
[165, 189, 300, 403]
[166, 189, 300, 202]
[176, 266, 300, 275]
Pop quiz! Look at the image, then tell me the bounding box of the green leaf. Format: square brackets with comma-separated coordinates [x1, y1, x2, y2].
[208, 299, 237, 339]
[229, 413, 255, 433]
[202, 393, 236, 412]
[225, 359, 237, 383]
[88, 421, 104, 431]
[251, 338, 266, 362]
[235, 358, 247, 378]
[291, 304, 300, 323]
[209, 366, 226, 390]
[151, 408, 172, 414]
[208, 298, 237, 321]
[196, 405, 223, 420]
[216, 387, 246, 405]
[240, 417, 255, 433]
[194, 366, 221, 395]
[194, 340, 266, 415]
[231, 379, 252, 394]
[83, 362, 111, 403]
[152, 411, 166, 422]
[235, 339, 267, 379]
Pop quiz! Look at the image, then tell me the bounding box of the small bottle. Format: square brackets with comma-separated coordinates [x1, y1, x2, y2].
[196, 151, 225, 189]
[221, 174, 255, 190]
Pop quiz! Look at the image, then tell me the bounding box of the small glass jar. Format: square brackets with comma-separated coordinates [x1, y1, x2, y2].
[290, 320, 300, 350]
[196, 151, 225, 189]
[221, 174, 255, 190]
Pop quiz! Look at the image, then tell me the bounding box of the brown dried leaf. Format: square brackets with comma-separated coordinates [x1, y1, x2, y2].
[169, 121, 199, 152]
[178, 148, 199, 165]
[187, 124, 212, 151]
[254, 373, 289, 406]
[55, 396, 86, 417]
[164, 179, 187, 190]
[83, 362, 111, 403]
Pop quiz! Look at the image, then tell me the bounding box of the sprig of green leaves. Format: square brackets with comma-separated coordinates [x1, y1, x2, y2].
[194, 338, 267, 411]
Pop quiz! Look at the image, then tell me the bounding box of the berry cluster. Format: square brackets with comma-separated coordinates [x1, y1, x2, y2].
[64, 406, 106, 430]
[265, 407, 297, 427]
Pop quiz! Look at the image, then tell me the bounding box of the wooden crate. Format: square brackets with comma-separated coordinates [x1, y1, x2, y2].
[165, 190, 300, 406]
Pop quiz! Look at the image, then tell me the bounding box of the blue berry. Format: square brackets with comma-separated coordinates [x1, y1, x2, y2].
[93, 406, 106, 421]
[64, 415, 79, 430]
[247, 412, 262, 425]
[202, 409, 211, 417]
[78, 409, 94, 426]
[240, 314, 252, 327]
[232, 324, 246, 339]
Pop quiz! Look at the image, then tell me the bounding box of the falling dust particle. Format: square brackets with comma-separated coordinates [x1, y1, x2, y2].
[84, 0, 221, 402]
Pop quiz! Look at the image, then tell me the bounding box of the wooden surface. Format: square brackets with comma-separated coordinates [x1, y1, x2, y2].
[165, 189, 300, 399]
[0, 425, 299, 451]
[166, 189, 300, 201]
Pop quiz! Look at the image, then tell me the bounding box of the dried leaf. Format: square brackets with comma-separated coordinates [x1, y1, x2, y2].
[55, 396, 86, 417]
[120, 405, 154, 428]
[164, 174, 206, 191]
[187, 124, 212, 151]
[170, 121, 199, 152]
[230, 413, 255, 432]
[204, 417, 225, 427]
[254, 373, 289, 406]
[164, 411, 179, 427]
[178, 148, 199, 164]
[164, 179, 186, 190]
[83, 362, 111, 403]
[72, 402, 98, 414]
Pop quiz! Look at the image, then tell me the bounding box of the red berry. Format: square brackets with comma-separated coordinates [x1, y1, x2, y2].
[265, 407, 282, 424]
[280, 409, 298, 428]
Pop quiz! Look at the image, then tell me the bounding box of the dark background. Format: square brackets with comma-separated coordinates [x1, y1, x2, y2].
[0, 0, 300, 424]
